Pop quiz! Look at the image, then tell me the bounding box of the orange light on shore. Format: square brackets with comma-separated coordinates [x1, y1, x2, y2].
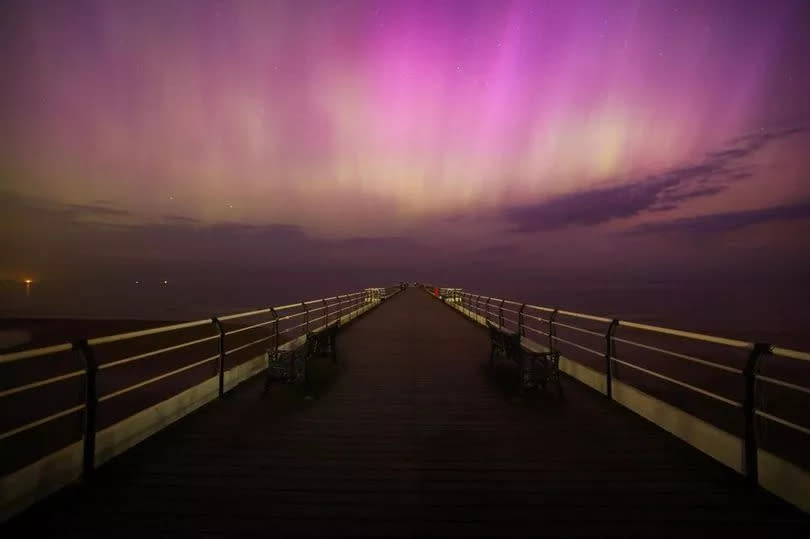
[24, 279, 33, 285]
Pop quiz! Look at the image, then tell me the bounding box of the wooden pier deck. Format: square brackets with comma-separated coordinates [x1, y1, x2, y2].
[4, 288, 808, 537]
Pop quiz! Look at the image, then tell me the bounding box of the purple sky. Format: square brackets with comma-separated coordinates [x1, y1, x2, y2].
[1, 1, 809, 331]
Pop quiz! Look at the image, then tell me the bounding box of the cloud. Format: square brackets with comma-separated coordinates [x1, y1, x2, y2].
[0, 189, 433, 274]
[628, 200, 810, 235]
[65, 203, 132, 219]
[501, 126, 806, 232]
[331, 236, 418, 249]
[160, 214, 201, 225]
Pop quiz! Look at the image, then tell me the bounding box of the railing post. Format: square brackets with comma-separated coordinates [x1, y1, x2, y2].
[322, 299, 329, 328]
[744, 342, 770, 485]
[270, 308, 279, 355]
[337, 295, 344, 325]
[485, 297, 492, 324]
[301, 302, 309, 334]
[518, 304, 526, 336]
[75, 339, 97, 479]
[475, 295, 481, 320]
[605, 319, 619, 400]
[548, 309, 559, 354]
[498, 299, 505, 329]
[212, 317, 226, 398]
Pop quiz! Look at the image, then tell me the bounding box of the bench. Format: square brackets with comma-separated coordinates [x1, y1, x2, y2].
[487, 322, 562, 395]
[310, 323, 339, 363]
[263, 323, 340, 393]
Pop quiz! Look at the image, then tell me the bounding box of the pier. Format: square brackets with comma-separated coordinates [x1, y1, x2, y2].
[2, 286, 808, 536]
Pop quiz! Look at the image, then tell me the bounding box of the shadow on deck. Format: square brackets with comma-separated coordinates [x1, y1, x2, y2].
[4, 288, 808, 537]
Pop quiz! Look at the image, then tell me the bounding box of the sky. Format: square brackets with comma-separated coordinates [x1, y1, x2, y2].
[1, 1, 809, 339]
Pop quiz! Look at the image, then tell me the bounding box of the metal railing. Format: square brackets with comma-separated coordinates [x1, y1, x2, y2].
[0, 285, 401, 484]
[426, 286, 810, 488]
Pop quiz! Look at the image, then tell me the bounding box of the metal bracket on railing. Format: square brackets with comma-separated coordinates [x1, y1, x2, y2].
[498, 299, 505, 329]
[605, 319, 620, 400]
[548, 309, 559, 354]
[518, 304, 526, 336]
[212, 317, 226, 398]
[74, 338, 97, 479]
[744, 342, 770, 486]
[301, 302, 309, 335]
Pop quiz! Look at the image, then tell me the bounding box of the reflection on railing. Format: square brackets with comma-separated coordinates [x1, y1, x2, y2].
[0, 284, 402, 513]
[424, 285, 810, 506]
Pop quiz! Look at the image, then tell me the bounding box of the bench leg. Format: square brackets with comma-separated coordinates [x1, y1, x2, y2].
[520, 355, 532, 389]
[541, 353, 563, 397]
[263, 352, 276, 394]
[329, 334, 337, 363]
[552, 361, 563, 397]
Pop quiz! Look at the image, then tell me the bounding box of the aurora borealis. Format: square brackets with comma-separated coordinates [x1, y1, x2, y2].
[1, 1, 809, 335]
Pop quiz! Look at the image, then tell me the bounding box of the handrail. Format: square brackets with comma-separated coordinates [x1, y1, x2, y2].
[558, 309, 613, 324]
[553, 320, 604, 338]
[0, 285, 397, 483]
[87, 319, 213, 345]
[610, 357, 743, 408]
[98, 355, 220, 403]
[524, 303, 556, 313]
[552, 334, 603, 357]
[223, 335, 275, 356]
[0, 370, 85, 398]
[612, 336, 742, 374]
[755, 410, 810, 436]
[224, 319, 275, 336]
[99, 334, 220, 370]
[618, 320, 753, 349]
[772, 347, 810, 362]
[756, 374, 810, 395]
[521, 312, 549, 324]
[218, 307, 272, 322]
[438, 285, 810, 491]
[0, 342, 73, 364]
[0, 404, 86, 442]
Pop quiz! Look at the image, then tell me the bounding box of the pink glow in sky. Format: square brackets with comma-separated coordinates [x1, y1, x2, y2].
[2, 0, 810, 326]
[2, 0, 809, 234]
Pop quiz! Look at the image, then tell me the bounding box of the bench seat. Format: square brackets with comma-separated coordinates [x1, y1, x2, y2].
[264, 322, 340, 392]
[488, 322, 562, 395]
